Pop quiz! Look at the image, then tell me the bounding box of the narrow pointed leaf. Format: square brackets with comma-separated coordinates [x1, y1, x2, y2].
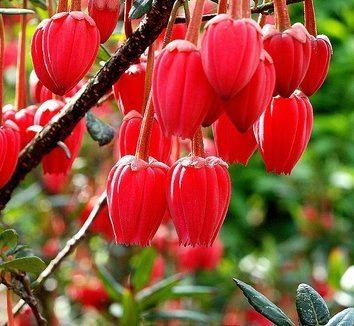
[96, 265, 125, 301]
[0, 257, 46, 275]
[86, 111, 115, 146]
[296, 284, 330, 325]
[0, 229, 18, 251]
[129, 0, 153, 19]
[131, 248, 157, 291]
[136, 274, 183, 310]
[234, 279, 294, 326]
[325, 308, 354, 326]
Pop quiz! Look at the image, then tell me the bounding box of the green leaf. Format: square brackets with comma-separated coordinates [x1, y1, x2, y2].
[171, 285, 216, 298]
[136, 274, 183, 310]
[0, 257, 46, 276]
[0, 229, 19, 251]
[96, 265, 125, 301]
[129, 0, 153, 19]
[325, 308, 354, 326]
[234, 279, 294, 326]
[6, 245, 28, 256]
[0, 8, 35, 15]
[86, 111, 115, 146]
[131, 248, 157, 291]
[98, 45, 111, 61]
[143, 309, 210, 323]
[121, 289, 138, 326]
[29, 0, 47, 9]
[296, 284, 330, 326]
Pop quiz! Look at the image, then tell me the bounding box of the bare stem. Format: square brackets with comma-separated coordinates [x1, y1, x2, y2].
[14, 0, 28, 111]
[162, 0, 183, 48]
[304, 0, 317, 36]
[46, 0, 54, 17]
[57, 0, 68, 13]
[124, 0, 133, 39]
[192, 128, 204, 157]
[70, 0, 81, 11]
[273, 0, 291, 31]
[230, 0, 242, 19]
[217, 0, 228, 14]
[242, 0, 250, 18]
[185, 0, 205, 45]
[0, 15, 4, 122]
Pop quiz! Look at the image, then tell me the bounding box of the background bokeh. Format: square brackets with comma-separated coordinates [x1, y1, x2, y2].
[0, 0, 353, 324]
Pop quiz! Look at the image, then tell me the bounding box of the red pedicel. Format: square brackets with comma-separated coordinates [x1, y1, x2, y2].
[34, 100, 85, 175]
[253, 92, 313, 174]
[263, 23, 312, 98]
[153, 40, 214, 139]
[167, 156, 231, 247]
[213, 114, 257, 165]
[223, 50, 275, 133]
[201, 14, 263, 99]
[106, 155, 168, 246]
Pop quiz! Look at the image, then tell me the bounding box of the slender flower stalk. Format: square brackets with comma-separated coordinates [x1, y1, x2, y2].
[57, 0, 68, 12]
[0, 15, 4, 122]
[217, 0, 228, 15]
[70, 0, 81, 11]
[46, 0, 54, 17]
[273, 0, 291, 31]
[162, 0, 183, 48]
[124, 0, 133, 38]
[241, 0, 250, 18]
[142, 45, 155, 112]
[183, 0, 191, 26]
[230, 0, 242, 19]
[304, 0, 317, 36]
[15, 0, 28, 110]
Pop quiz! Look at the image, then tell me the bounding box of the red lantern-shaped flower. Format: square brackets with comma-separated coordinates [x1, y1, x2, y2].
[167, 156, 231, 247]
[253, 92, 313, 174]
[213, 114, 257, 165]
[31, 19, 58, 95]
[3, 105, 37, 150]
[32, 12, 100, 96]
[112, 61, 146, 115]
[223, 50, 275, 132]
[106, 155, 169, 246]
[116, 110, 172, 163]
[300, 35, 332, 96]
[202, 94, 224, 127]
[88, 0, 120, 43]
[153, 40, 214, 139]
[0, 122, 20, 188]
[262, 23, 312, 98]
[34, 100, 85, 175]
[200, 14, 263, 99]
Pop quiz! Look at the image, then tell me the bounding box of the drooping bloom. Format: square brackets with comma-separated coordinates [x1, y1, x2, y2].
[263, 23, 312, 98]
[253, 92, 313, 174]
[300, 35, 332, 96]
[222, 50, 275, 132]
[88, 0, 120, 43]
[112, 61, 147, 115]
[31, 12, 100, 95]
[202, 94, 224, 127]
[212, 114, 257, 165]
[201, 14, 263, 99]
[3, 105, 37, 149]
[167, 156, 231, 247]
[106, 155, 169, 246]
[0, 122, 20, 188]
[153, 40, 214, 139]
[34, 100, 85, 175]
[116, 110, 172, 163]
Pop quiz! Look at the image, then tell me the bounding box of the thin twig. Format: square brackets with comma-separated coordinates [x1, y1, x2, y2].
[11, 193, 107, 318]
